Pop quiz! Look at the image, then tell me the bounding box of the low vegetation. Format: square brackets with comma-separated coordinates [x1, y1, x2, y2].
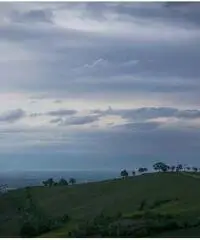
[68, 211, 200, 237]
[1, 162, 200, 237]
[18, 187, 70, 237]
[42, 177, 76, 187]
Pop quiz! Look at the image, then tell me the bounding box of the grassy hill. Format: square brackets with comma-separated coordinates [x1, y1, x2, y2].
[1, 172, 200, 237]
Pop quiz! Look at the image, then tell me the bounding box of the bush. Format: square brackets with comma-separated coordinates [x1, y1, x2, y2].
[138, 199, 147, 211]
[61, 214, 69, 223]
[134, 227, 150, 237]
[67, 211, 200, 238]
[20, 222, 37, 237]
[150, 199, 173, 209]
[20, 214, 70, 237]
[37, 224, 51, 234]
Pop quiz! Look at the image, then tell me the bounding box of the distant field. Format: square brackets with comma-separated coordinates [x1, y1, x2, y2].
[1, 172, 200, 237]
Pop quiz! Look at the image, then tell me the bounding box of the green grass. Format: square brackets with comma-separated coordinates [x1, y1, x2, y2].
[155, 226, 200, 237]
[1, 172, 200, 237]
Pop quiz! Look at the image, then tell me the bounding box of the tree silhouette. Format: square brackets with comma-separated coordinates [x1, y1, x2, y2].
[138, 168, 144, 174]
[0, 184, 8, 194]
[58, 178, 68, 186]
[176, 164, 183, 172]
[120, 169, 129, 178]
[138, 168, 148, 174]
[42, 178, 54, 187]
[69, 178, 76, 185]
[192, 167, 198, 172]
[144, 167, 148, 173]
[171, 166, 176, 172]
[153, 162, 168, 172]
[132, 171, 136, 176]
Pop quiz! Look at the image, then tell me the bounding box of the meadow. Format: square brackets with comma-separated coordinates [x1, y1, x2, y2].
[1, 171, 200, 237]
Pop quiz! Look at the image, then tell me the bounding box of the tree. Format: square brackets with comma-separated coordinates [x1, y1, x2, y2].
[171, 166, 176, 172]
[176, 164, 183, 172]
[183, 164, 188, 171]
[143, 168, 148, 173]
[58, 178, 68, 186]
[192, 167, 198, 172]
[42, 180, 48, 187]
[42, 178, 54, 187]
[153, 162, 168, 172]
[0, 184, 8, 194]
[187, 167, 191, 172]
[138, 168, 144, 174]
[166, 165, 170, 171]
[138, 168, 148, 174]
[69, 178, 76, 185]
[20, 222, 37, 237]
[132, 171, 136, 176]
[120, 169, 128, 178]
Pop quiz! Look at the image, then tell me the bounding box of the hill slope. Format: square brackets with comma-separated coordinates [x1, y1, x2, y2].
[1, 172, 200, 237]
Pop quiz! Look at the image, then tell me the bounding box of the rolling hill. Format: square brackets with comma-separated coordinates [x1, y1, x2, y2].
[1, 172, 200, 237]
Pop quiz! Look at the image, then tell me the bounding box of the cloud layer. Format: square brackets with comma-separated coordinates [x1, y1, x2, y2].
[1, 2, 200, 170]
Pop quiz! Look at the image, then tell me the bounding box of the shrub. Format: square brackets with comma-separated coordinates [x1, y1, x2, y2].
[150, 199, 172, 209]
[138, 199, 147, 211]
[20, 222, 37, 237]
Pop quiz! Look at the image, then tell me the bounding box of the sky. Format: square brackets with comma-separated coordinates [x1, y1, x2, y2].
[1, 2, 200, 171]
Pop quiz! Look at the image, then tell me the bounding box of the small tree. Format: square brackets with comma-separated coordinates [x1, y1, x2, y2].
[143, 167, 148, 173]
[43, 178, 54, 187]
[69, 178, 76, 185]
[132, 171, 136, 176]
[138, 168, 148, 174]
[58, 178, 68, 186]
[42, 180, 48, 187]
[153, 162, 168, 172]
[176, 164, 183, 172]
[20, 222, 37, 237]
[192, 167, 198, 172]
[138, 168, 144, 174]
[171, 166, 175, 172]
[120, 169, 128, 178]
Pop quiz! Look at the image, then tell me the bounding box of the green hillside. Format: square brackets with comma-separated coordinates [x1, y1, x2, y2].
[1, 172, 200, 237]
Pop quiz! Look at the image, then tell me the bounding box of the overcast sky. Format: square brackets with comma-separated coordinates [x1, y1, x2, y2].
[1, 2, 200, 171]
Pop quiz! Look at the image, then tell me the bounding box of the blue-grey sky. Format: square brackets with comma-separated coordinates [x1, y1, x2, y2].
[1, 2, 200, 171]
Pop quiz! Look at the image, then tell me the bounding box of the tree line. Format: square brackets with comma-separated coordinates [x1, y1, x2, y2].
[42, 177, 76, 187]
[120, 162, 200, 178]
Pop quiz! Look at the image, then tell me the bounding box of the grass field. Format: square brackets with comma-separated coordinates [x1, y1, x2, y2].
[1, 172, 200, 237]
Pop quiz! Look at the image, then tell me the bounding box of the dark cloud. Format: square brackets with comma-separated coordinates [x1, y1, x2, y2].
[0, 109, 25, 123]
[113, 121, 162, 132]
[61, 115, 100, 126]
[47, 109, 77, 117]
[1, 2, 200, 103]
[91, 107, 200, 121]
[110, 2, 200, 28]
[113, 107, 178, 121]
[177, 109, 200, 119]
[50, 118, 62, 124]
[29, 113, 43, 118]
[1, 2, 200, 170]
[10, 9, 53, 23]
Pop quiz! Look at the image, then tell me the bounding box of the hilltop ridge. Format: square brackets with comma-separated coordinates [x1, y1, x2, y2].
[1, 172, 200, 237]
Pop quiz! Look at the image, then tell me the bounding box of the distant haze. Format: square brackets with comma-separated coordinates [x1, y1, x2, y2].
[0, 170, 121, 189]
